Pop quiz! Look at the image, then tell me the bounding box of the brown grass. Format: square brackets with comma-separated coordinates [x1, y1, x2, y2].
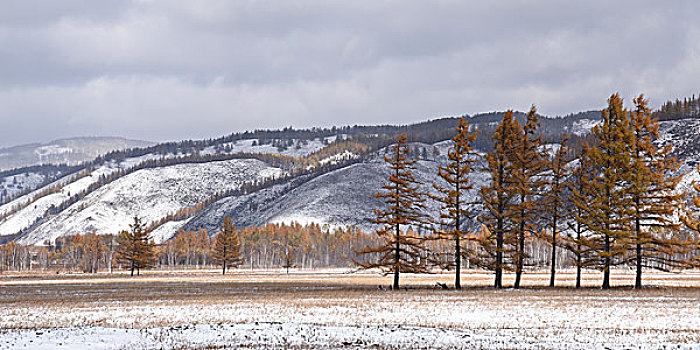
[1, 268, 699, 331]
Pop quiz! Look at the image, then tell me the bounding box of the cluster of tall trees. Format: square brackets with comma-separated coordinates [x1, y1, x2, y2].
[359, 93, 700, 289]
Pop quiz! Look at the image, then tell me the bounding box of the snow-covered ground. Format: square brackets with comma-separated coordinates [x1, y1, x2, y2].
[5, 321, 699, 350]
[201, 137, 338, 158]
[0, 172, 46, 204]
[0, 271, 698, 349]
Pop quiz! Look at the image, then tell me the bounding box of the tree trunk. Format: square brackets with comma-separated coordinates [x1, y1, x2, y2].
[514, 209, 526, 289]
[576, 243, 582, 289]
[549, 214, 557, 287]
[634, 214, 643, 289]
[455, 235, 461, 290]
[393, 223, 400, 290]
[455, 197, 461, 290]
[602, 233, 610, 289]
[635, 243, 642, 289]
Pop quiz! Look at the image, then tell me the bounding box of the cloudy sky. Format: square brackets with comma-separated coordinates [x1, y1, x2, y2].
[1, 1, 699, 147]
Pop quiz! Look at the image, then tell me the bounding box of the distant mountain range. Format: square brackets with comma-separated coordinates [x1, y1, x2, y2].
[1, 101, 699, 246]
[0, 137, 154, 171]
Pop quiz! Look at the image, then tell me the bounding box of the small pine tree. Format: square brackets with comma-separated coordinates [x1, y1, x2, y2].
[432, 116, 478, 289]
[356, 134, 431, 290]
[212, 216, 243, 275]
[115, 215, 156, 276]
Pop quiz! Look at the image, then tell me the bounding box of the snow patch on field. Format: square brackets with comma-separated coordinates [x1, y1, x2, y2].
[2, 322, 698, 350]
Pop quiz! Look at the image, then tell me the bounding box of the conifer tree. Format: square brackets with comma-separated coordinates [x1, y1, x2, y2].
[432, 116, 478, 289]
[626, 94, 684, 288]
[577, 93, 634, 289]
[356, 134, 431, 290]
[477, 111, 519, 288]
[212, 216, 243, 275]
[564, 145, 595, 288]
[115, 215, 156, 276]
[542, 136, 571, 287]
[506, 106, 546, 289]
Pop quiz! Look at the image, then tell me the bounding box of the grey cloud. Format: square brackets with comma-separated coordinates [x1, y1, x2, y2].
[0, 1, 699, 147]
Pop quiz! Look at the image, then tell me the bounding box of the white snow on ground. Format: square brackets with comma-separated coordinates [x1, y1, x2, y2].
[149, 219, 191, 243]
[201, 137, 337, 158]
[17, 159, 284, 245]
[4, 321, 698, 350]
[318, 150, 358, 166]
[0, 172, 46, 204]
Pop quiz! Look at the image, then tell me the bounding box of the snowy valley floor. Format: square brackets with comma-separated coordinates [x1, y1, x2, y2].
[0, 269, 699, 349]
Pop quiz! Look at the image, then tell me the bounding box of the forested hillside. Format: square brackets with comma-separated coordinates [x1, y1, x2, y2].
[2, 94, 700, 287]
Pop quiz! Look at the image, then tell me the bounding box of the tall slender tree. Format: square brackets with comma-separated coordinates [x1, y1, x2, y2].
[506, 106, 546, 289]
[477, 111, 519, 288]
[626, 94, 684, 288]
[564, 145, 595, 288]
[212, 216, 243, 275]
[542, 136, 571, 287]
[432, 116, 478, 289]
[577, 93, 634, 289]
[356, 134, 431, 289]
[115, 215, 156, 276]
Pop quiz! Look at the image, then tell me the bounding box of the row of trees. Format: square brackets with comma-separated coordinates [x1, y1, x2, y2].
[360, 93, 700, 290]
[0, 218, 388, 274]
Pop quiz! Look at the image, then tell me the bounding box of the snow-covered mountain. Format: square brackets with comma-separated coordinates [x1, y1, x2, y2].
[0, 137, 154, 171]
[16, 159, 283, 245]
[5, 112, 700, 246]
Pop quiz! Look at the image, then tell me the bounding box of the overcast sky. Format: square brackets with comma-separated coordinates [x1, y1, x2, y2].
[1, 1, 699, 147]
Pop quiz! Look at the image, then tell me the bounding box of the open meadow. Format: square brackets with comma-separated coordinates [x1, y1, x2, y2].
[0, 269, 699, 349]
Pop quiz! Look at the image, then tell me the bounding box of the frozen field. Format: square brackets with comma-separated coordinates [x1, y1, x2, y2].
[0, 269, 699, 349]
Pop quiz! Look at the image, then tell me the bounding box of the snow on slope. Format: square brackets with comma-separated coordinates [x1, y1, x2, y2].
[187, 142, 487, 234]
[202, 136, 337, 158]
[18, 159, 284, 245]
[0, 172, 46, 202]
[0, 167, 115, 237]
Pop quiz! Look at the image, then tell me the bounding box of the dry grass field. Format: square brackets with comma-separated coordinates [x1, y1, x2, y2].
[0, 268, 699, 349]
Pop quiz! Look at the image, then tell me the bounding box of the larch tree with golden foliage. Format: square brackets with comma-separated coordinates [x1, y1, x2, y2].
[564, 145, 596, 288]
[356, 134, 431, 290]
[577, 93, 634, 289]
[477, 111, 519, 289]
[626, 94, 686, 288]
[115, 215, 156, 276]
[542, 136, 571, 287]
[506, 106, 546, 289]
[212, 216, 243, 275]
[432, 116, 478, 289]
